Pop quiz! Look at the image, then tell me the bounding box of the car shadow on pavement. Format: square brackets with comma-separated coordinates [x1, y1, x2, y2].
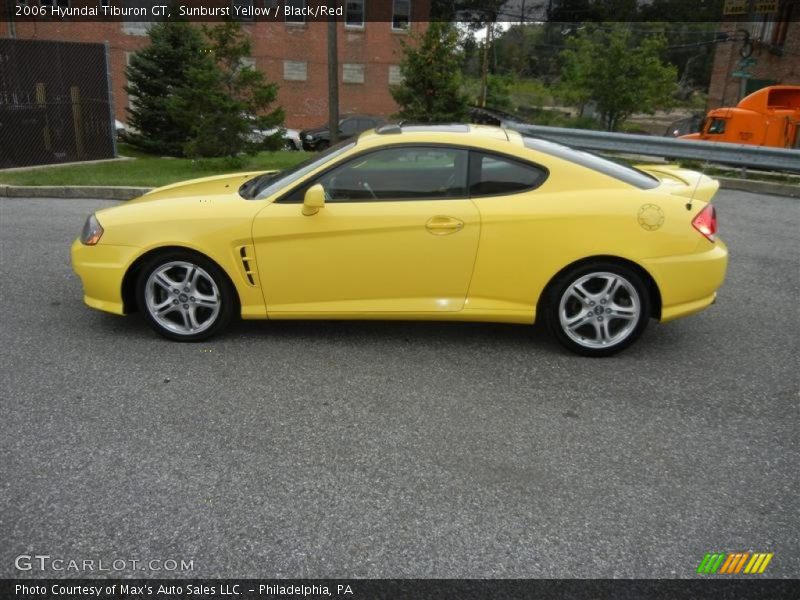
[229, 318, 560, 352]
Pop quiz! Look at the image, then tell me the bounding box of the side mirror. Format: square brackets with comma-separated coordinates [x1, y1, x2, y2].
[302, 184, 326, 216]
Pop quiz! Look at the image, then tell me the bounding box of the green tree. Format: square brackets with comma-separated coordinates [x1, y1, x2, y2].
[485, 74, 513, 110]
[560, 25, 678, 131]
[171, 21, 285, 158]
[391, 22, 470, 123]
[124, 21, 209, 155]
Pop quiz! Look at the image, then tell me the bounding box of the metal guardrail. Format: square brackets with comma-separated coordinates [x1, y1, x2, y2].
[505, 123, 800, 174]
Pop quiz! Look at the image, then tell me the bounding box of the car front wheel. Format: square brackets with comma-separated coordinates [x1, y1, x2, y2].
[545, 263, 650, 357]
[136, 252, 235, 342]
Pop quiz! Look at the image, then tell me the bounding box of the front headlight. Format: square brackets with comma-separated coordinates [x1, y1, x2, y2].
[80, 213, 104, 246]
[305, 134, 315, 141]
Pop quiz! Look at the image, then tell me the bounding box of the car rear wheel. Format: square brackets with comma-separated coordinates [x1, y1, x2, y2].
[136, 251, 235, 342]
[544, 263, 650, 357]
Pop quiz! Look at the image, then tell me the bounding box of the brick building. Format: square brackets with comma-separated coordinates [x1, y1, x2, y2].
[707, 0, 799, 109]
[1, 0, 430, 129]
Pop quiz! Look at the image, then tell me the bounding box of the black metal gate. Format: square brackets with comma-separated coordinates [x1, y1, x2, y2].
[0, 38, 115, 168]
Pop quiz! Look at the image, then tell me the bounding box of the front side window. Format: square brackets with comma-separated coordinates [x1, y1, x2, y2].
[392, 0, 410, 30]
[345, 0, 364, 27]
[469, 152, 547, 196]
[296, 146, 468, 203]
[707, 118, 726, 134]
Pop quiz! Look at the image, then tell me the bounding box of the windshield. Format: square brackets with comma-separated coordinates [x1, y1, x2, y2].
[241, 140, 356, 200]
[522, 136, 659, 190]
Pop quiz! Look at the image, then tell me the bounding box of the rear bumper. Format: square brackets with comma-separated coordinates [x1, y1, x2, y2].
[71, 239, 138, 316]
[643, 239, 728, 322]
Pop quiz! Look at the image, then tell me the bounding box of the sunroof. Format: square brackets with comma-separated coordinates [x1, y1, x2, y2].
[401, 124, 470, 132]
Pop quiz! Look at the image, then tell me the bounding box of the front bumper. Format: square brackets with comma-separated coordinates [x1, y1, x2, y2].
[643, 239, 729, 322]
[71, 239, 139, 315]
[301, 139, 325, 151]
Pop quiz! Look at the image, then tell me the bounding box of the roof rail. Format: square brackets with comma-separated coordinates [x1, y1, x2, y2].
[375, 123, 402, 135]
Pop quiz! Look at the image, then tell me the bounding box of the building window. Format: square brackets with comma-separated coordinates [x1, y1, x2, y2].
[122, 0, 152, 35]
[342, 63, 365, 84]
[392, 0, 410, 31]
[283, 60, 308, 81]
[285, 0, 305, 24]
[771, 1, 794, 47]
[750, 14, 777, 43]
[345, 0, 365, 28]
[388, 65, 403, 85]
[232, 0, 253, 20]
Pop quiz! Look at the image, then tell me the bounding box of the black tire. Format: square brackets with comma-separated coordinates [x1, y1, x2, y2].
[315, 140, 329, 152]
[135, 250, 236, 342]
[543, 261, 651, 357]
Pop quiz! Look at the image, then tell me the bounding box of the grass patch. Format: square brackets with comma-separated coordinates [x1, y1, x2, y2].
[0, 150, 309, 188]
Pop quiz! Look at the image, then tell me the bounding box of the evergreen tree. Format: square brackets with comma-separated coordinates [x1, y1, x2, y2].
[124, 21, 208, 156]
[170, 21, 285, 158]
[391, 22, 470, 123]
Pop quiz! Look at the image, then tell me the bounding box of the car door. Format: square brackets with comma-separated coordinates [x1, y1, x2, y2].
[464, 151, 551, 313]
[252, 145, 480, 314]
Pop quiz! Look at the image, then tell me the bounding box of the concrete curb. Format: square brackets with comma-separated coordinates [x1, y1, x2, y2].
[0, 185, 152, 201]
[0, 177, 796, 201]
[717, 177, 799, 199]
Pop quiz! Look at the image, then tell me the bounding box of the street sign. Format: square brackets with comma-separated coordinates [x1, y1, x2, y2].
[732, 70, 754, 78]
[723, 0, 747, 15]
[755, 1, 778, 13]
[738, 57, 757, 68]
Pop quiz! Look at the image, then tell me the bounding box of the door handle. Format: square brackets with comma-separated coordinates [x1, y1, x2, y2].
[426, 216, 464, 235]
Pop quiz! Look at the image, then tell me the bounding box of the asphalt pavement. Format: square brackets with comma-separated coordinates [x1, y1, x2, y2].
[1, 190, 798, 578]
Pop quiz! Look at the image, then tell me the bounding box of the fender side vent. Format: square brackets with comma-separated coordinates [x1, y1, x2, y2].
[238, 245, 257, 286]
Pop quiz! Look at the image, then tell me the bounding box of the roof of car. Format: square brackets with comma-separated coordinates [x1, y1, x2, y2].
[362, 123, 511, 143]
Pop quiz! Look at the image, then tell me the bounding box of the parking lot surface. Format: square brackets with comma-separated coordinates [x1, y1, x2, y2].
[1, 190, 798, 578]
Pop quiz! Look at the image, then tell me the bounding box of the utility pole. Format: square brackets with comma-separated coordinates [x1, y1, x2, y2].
[479, 22, 493, 108]
[7, 0, 17, 38]
[740, 0, 757, 101]
[327, 6, 339, 144]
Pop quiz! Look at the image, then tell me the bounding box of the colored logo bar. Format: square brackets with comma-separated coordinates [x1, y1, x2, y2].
[697, 552, 773, 574]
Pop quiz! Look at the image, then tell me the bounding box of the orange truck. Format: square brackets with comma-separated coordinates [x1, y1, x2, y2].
[681, 85, 800, 149]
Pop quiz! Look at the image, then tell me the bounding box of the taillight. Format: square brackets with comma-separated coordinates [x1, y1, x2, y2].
[692, 204, 717, 242]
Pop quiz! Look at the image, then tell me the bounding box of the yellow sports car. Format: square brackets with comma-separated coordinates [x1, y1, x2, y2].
[71, 124, 727, 356]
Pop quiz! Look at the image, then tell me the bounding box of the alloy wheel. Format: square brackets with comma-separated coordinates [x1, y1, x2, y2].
[144, 261, 221, 336]
[558, 271, 641, 349]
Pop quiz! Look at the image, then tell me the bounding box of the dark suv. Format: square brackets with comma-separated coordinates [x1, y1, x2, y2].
[300, 115, 385, 151]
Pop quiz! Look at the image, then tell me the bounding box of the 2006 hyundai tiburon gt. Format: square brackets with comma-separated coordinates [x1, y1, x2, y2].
[72, 124, 727, 356]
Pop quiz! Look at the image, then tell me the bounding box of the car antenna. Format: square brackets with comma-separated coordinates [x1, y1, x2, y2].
[686, 162, 704, 211]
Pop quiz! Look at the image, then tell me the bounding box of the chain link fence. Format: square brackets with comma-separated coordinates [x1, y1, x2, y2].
[0, 38, 116, 169]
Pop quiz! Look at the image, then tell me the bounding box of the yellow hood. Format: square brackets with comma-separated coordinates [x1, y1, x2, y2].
[129, 170, 275, 204]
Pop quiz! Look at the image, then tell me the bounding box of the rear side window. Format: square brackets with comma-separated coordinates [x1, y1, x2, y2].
[469, 152, 547, 197]
[523, 136, 659, 190]
[340, 118, 359, 136]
